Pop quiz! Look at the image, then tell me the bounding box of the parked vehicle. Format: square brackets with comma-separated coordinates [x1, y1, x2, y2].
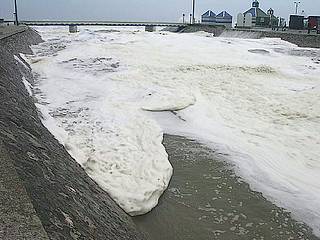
[308, 16, 320, 34]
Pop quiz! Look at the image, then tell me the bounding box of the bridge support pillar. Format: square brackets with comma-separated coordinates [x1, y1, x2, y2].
[145, 25, 156, 32]
[69, 25, 78, 33]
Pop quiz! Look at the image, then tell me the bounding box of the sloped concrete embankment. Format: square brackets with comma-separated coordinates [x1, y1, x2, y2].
[260, 31, 320, 48]
[0, 28, 147, 240]
[221, 29, 320, 48]
[178, 24, 225, 36]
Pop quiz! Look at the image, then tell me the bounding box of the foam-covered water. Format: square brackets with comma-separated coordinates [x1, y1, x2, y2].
[22, 27, 320, 235]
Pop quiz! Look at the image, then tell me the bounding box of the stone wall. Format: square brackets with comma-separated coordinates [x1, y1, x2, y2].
[0, 27, 147, 240]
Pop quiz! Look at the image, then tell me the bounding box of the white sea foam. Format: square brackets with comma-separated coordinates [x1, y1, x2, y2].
[22, 77, 32, 96]
[14, 54, 30, 70]
[14, 55, 33, 96]
[27, 26, 320, 235]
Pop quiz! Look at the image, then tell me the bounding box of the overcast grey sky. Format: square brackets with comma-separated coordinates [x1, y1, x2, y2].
[1, 0, 319, 22]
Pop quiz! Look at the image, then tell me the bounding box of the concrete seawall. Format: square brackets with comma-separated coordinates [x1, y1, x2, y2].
[177, 25, 320, 48]
[260, 31, 320, 48]
[0, 27, 146, 240]
[0, 25, 28, 40]
[179, 24, 226, 36]
[222, 29, 320, 48]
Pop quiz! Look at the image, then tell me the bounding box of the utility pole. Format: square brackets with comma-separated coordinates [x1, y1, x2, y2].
[192, 0, 196, 24]
[13, 0, 19, 25]
[294, 1, 301, 15]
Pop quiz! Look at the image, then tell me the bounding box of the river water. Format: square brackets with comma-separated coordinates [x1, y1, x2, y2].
[21, 26, 320, 237]
[134, 135, 318, 240]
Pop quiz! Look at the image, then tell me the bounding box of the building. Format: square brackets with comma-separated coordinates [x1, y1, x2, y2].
[216, 11, 233, 28]
[237, 0, 279, 28]
[289, 15, 304, 30]
[201, 10, 216, 25]
[243, 0, 270, 27]
[201, 10, 233, 28]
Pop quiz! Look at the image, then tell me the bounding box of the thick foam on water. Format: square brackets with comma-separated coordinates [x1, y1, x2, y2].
[141, 87, 196, 111]
[24, 27, 320, 234]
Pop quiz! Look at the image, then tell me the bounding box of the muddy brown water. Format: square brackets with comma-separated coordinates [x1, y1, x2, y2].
[133, 135, 318, 240]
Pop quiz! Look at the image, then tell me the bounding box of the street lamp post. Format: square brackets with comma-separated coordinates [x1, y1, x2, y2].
[294, 1, 301, 15]
[192, 0, 195, 24]
[267, 8, 274, 29]
[13, 0, 19, 25]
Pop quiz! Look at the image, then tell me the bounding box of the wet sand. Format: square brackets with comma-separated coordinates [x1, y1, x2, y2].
[134, 135, 318, 240]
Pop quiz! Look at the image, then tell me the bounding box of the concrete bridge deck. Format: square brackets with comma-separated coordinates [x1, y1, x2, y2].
[20, 20, 186, 27]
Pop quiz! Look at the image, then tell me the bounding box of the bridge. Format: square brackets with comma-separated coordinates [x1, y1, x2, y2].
[19, 21, 187, 32]
[20, 20, 186, 27]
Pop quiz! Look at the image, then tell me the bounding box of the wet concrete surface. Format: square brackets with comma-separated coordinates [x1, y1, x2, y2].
[134, 135, 318, 240]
